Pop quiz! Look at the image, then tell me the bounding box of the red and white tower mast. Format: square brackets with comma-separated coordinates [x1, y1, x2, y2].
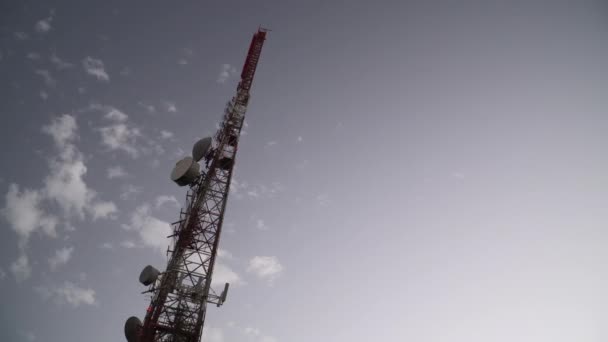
[125, 28, 269, 342]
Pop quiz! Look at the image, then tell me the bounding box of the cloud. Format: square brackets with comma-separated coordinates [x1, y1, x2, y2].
[82, 57, 109, 81]
[35, 11, 54, 33]
[247, 256, 283, 284]
[155, 195, 180, 209]
[121, 240, 136, 248]
[11, 254, 31, 282]
[40, 90, 48, 100]
[50, 53, 72, 69]
[48, 247, 73, 271]
[178, 59, 188, 65]
[42, 114, 118, 220]
[217, 248, 234, 260]
[27, 52, 41, 60]
[260, 336, 278, 342]
[35, 69, 56, 86]
[202, 327, 224, 342]
[138, 102, 156, 113]
[297, 136, 303, 142]
[265, 141, 278, 147]
[244, 327, 261, 337]
[217, 64, 238, 84]
[17, 330, 36, 342]
[99, 122, 141, 158]
[163, 101, 177, 113]
[255, 219, 268, 231]
[316, 193, 331, 207]
[99, 242, 113, 250]
[212, 263, 244, 287]
[2, 184, 58, 244]
[0, 268, 6, 280]
[108, 170, 133, 184]
[119, 184, 141, 200]
[160, 130, 174, 139]
[35, 281, 97, 307]
[107, 165, 128, 179]
[14, 32, 29, 40]
[122, 204, 171, 254]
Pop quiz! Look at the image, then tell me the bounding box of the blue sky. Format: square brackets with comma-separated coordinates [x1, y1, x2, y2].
[2, 1, 608, 342]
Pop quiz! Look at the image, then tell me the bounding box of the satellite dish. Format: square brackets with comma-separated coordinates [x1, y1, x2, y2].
[139, 265, 160, 286]
[124, 316, 142, 342]
[170, 157, 200, 186]
[192, 137, 212, 162]
[220, 282, 230, 303]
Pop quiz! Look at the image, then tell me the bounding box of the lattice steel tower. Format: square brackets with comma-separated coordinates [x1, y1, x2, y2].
[124, 28, 269, 342]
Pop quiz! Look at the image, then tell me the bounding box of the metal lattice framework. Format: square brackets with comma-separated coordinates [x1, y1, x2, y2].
[135, 28, 268, 342]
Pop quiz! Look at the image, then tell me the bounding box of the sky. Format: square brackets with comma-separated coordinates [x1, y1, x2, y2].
[1, 0, 608, 341]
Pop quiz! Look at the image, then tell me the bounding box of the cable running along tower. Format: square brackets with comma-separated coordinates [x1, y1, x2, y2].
[125, 28, 269, 342]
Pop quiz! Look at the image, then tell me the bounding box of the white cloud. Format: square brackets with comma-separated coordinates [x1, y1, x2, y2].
[247, 256, 283, 284]
[17, 330, 36, 342]
[27, 52, 41, 60]
[0, 268, 6, 280]
[163, 101, 177, 113]
[99, 123, 141, 157]
[217, 248, 234, 260]
[316, 193, 330, 207]
[160, 130, 174, 139]
[212, 263, 244, 287]
[297, 136, 303, 142]
[2, 184, 58, 244]
[35, 69, 56, 86]
[202, 327, 224, 342]
[36, 281, 97, 307]
[99, 242, 113, 249]
[35, 11, 54, 33]
[104, 107, 128, 122]
[244, 327, 261, 337]
[260, 336, 278, 342]
[120, 240, 136, 248]
[14, 31, 29, 40]
[120, 184, 141, 200]
[217, 64, 238, 84]
[255, 219, 268, 231]
[138, 102, 156, 113]
[40, 90, 48, 100]
[50, 53, 72, 69]
[107, 165, 128, 179]
[82, 57, 109, 81]
[122, 204, 171, 254]
[265, 141, 278, 147]
[155, 195, 180, 209]
[48, 247, 73, 271]
[11, 254, 31, 282]
[42, 115, 117, 220]
[178, 59, 188, 65]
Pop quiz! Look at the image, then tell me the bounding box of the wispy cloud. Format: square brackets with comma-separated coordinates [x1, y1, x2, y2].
[255, 219, 269, 231]
[39, 90, 48, 100]
[48, 246, 74, 271]
[17, 330, 36, 342]
[155, 195, 180, 209]
[119, 184, 141, 200]
[35, 10, 55, 33]
[82, 57, 109, 81]
[201, 327, 224, 342]
[11, 254, 32, 282]
[265, 141, 278, 147]
[160, 130, 174, 139]
[297, 136, 303, 142]
[217, 64, 237, 84]
[163, 101, 177, 113]
[14, 32, 29, 40]
[35, 69, 56, 87]
[27, 52, 41, 60]
[247, 256, 283, 284]
[50, 53, 73, 69]
[138, 102, 156, 113]
[35, 281, 97, 307]
[107, 165, 128, 179]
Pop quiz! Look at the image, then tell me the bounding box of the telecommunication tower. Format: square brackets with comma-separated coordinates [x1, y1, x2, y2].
[124, 28, 269, 342]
